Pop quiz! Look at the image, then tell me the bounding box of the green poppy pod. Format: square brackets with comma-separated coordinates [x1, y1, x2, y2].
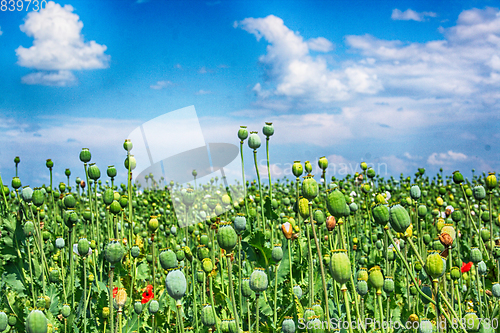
[349, 202, 358, 213]
[175, 249, 185, 262]
[419, 285, 432, 304]
[123, 139, 133, 152]
[372, 204, 390, 226]
[198, 246, 210, 261]
[32, 189, 45, 207]
[318, 156, 328, 171]
[103, 188, 114, 205]
[425, 251, 445, 280]
[87, 163, 100, 181]
[389, 204, 410, 233]
[233, 214, 246, 234]
[55, 237, 65, 249]
[45, 159, 54, 169]
[272, 244, 283, 263]
[281, 317, 296, 333]
[159, 249, 178, 270]
[183, 188, 196, 206]
[77, 238, 90, 257]
[58, 182, 66, 193]
[148, 216, 159, 232]
[357, 268, 368, 281]
[238, 126, 248, 141]
[329, 249, 351, 286]
[450, 266, 460, 281]
[292, 161, 303, 178]
[8, 315, 16, 327]
[11, 177, 21, 190]
[470, 247, 482, 264]
[410, 185, 421, 200]
[485, 172, 497, 190]
[105, 240, 125, 264]
[383, 277, 395, 294]
[165, 269, 187, 300]
[25, 309, 47, 333]
[473, 185, 486, 201]
[452, 171, 464, 184]
[480, 228, 490, 241]
[326, 189, 347, 219]
[312, 303, 323, 320]
[217, 222, 237, 253]
[492, 283, 500, 298]
[23, 221, 35, 237]
[242, 278, 254, 297]
[49, 268, 59, 283]
[367, 168, 376, 178]
[21, 186, 33, 203]
[0, 312, 7, 332]
[63, 194, 76, 209]
[250, 267, 268, 293]
[148, 300, 159, 314]
[109, 200, 121, 215]
[356, 279, 368, 296]
[79, 148, 91, 163]
[133, 301, 143, 315]
[298, 198, 310, 218]
[360, 161, 368, 171]
[314, 210, 325, 226]
[416, 205, 428, 217]
[463, 311, 480, 331]
[107, 165, 117, 179]
[61, 304, 71, 318]
[201, 304, 216, 326]
[248, 132, 261, 150]
[302, 176, 318, 200]
[263, 122, 274, 137]
[293, 284, 302, 299]
[124, 156, 136, 171]
[303, 308, 315, 321]
[304, 161, 312, 174]
[418, 320, 433, 333]
[201, 258, 213, 273]
[368, 266, 384, 291]
[477, 261, 487, 276]
[131, 246, 140, 258]
[199, 234, 209, 246]
[82, 208, 92, 222]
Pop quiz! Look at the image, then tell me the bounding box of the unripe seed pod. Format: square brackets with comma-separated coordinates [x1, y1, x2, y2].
[241, 278, 254, 298]
[32, 189, 45, 207]
[0, 312, 7, 332]
[357, 268, 368, 281]
[271, 244, 283, 263]
[79, 148, 91, 163]
[21, 186, 33, 203]
[304, 161, 312, 173]
[131, 245, 140, 258]
[372, 204, 390, 226]
[293, 284, 302, 299]
[233, 214, 246, 234]
[123, 139, 133, 152]
[383, 277, 395, 294]
[318, 156, 328, 171]
[105, 240, 125, 264]
[55, 237, 65, 249]
[410, 185, 421, 200]
[302, 176, 318, 200]
[480, 228, 490, 241]
[124, 156, 136, 171]
[477, 261, 487, 276]
[103, 188, 114, 205]
[356, 279, 368, 296]
[452, 171, 464, 184]
[281, 316, 296, 333]
[46, 159, 54, 169]
[298, 198, 309, 218]
[238, 126, 248, 141]
[470, 247, 482, 264]
[292, 161, 303, 178]
[201, 304, 216, 326]
[165, 269, 187, 300]
[473, 185, 486, 201]
[368, 266, 384, 291]
[250, 267, 268, 292]
[88, 163, 100, 181]
[8, 315, 16, 327]
[148, 300, 159, 314]
[109, 200, 121, 215]
[262, 122, 274, 137]
[11, 177, 21, 190]
[420, 285, 432, 304]
[134, 301, 143, 314]
[217, 222, 237, 253]
[148, 216, 159, 232]
[450, 266, 460, 280]
[25, 309, 47, 333]
[248, 132, 261, 150]
[326, 189, 347, 219]
[329, 249, 351, 286]
[77, 238, 90, 257]
[463, 311, 480, 331]
[492, 282, 500, 298]
[24, 221, 35, 237]
[201, 258, 213, 274]
[159, 249, 177, 270]
[486, 172, 497, 190]
[389, 204, 410, 233]
[425, 251, 445, 280]
[418, 205, 427, 217]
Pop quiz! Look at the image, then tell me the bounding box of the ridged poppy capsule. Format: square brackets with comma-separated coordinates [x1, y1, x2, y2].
[304, 161, 312, 174]
[293, 284, 302, 299]
[367, 168, 376, 178]
[238, 126, 248, 141]
[109, 200, 121, 215]
[271, 244, 283, 263]
[486, 172, 497, 190]
[124, 156, 136, 171]
[123, 139, 133, 152]
[329, 249, 351, 286]
[77, 238, 90, 257]
[79, 148, 91, 163]
[368, 266, 384, 291]
[372, 204, 390, 226]
[32, 188, 45, 207]
[326, 189, 347, 219]
[360, 162, 367, 171]
[250, 267, 268, 292]
[201, 304, 216, 326]
[248, 132, 261, 150]
[148, 300, 159, 314]
[46, 159, 53, 169]
[318, 156, 328, 171]
[473, 185, 486, 201]
[262, 122, 274, 137]
[492, 282, 500, 298]
[281, 317, 295, 333]
[107, 165, 117, 178]
[389, 204, 410, 233]
[159, 249, 177, 270]
[217, 222, 237, 253]
[165, 269, 187, 300]
[21, 186, 33, 202]
[134, 301, 143, 315]
[470, 247, 482, 264]
[105, 240, 125, 264]
[292, 161, 303, 178]
[452, 171, 464, 184]
[383, 277, 395, 293]
[25, 309, 47, 333]
[357, 279, 368, 296]
[410, 185, 421, 200]
[233, 214, 246, 234]
[302, 175, 318, 200]
[463, 311, 480, 331]
[425, 251, 445, 280]
[63, 194, 76, 209]
[88, 164, 100, 181]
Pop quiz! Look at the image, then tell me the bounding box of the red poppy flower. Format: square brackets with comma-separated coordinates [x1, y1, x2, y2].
[461, 261, 472, 273]
[141, 285, 154, 304]
[113, 287, 118, 298]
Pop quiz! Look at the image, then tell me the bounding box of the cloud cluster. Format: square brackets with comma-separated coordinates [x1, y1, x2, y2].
[16, 1, 109, 86]
[427, 150, 468, 166]
[150, 80, 173, 90]
[391, 9, 437, 22]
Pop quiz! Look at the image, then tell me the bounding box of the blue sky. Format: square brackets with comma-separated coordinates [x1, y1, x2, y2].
[0, 0, 499, 188]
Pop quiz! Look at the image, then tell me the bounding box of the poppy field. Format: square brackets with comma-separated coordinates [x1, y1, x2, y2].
[0, 123, 499, 333]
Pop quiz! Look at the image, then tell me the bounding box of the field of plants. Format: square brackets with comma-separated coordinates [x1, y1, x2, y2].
[0, 123, 499, 333]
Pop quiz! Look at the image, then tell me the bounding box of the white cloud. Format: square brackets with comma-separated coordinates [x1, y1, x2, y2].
[403, 152, 422, 160]
[195, 89, 212, 95]
[427, 150, 468, 166]
[150, 80, 173, 90]
[0, 26, 3, 36]
[16, 1, 109, 86]
[391, 9, 437, 22]
[21, 70, 76, 86]
[237, 15, 382, 103]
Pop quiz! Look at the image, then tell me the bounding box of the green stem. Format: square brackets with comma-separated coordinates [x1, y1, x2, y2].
[83, 258, 87, 333]
[377, 291, 385, 333]
[256, 293, 260, 333]
[176, 302, 184, 332]
[109, 266, 115, 333]
[342, 287, 354, 333]
[253, 149, 265, 229]
[227, 255, 240, 330]
[240, 141, 249, 218]
[27, 239, 36, 305]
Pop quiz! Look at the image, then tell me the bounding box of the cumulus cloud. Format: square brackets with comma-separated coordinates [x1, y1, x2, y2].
[16, 1, 109, 86]
[236, 15, 382, 103]
[150, 80, 173, 90]
[427, 151, 468, 166]
[391, 9, 437, 22]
